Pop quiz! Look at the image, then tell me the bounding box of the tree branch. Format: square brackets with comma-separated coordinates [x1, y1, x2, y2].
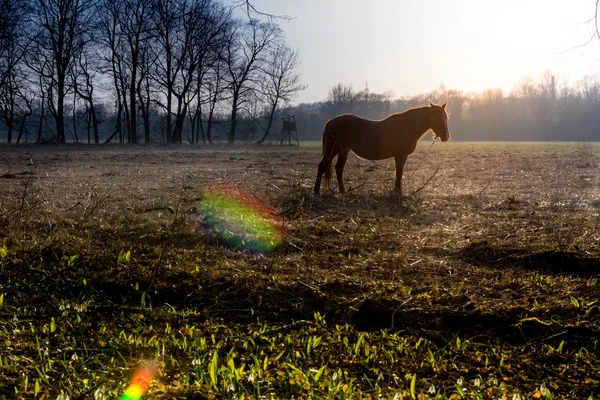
[232, 0, 294, 22]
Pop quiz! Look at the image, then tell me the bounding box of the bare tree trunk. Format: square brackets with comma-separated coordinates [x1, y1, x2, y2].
[87, 101, 98, 143]
[3, 78, 15, 143]
[5, 108, 14, 143]
[72, 91, 79, 143]
[110, 65, 123, 143]
[56, 80, 66, 143]
[85, 103, 90, 143]
[129, 76, 137, 144]
[228, 92, 239, 143]
[16, 99, 32, 143]
[36, 93, 45, 143]
[137, 70, 151, 143]
[256, 100, 277, 144]
[119, 81, 128, 143]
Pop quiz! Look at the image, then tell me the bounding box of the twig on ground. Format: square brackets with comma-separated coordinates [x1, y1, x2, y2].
[407, 139, 436, 182]
[268, 182, 282, 191]
[411, 165, 441, 196]
[531, 358, 580, 385]
[477, 178, 494, 196]
[541, 330, 569, 343]
[297, 280, 323, 296]
[131, 205, 176, 214]
[281, 194, 305, 215]
[390, 296, 414, 330]
[344, 182, 367, 194]
[285, 240, 303, 251]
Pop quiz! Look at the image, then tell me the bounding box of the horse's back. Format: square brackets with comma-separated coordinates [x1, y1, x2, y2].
[324, 114, 382, 138]
[323, 114, 397, 160]
[324, 114, 368, 131]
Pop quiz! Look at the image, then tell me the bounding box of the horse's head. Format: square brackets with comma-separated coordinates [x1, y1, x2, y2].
[429, 102, 450, 142]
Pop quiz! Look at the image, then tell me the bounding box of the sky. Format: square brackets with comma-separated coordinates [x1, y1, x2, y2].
[230, 0, 600, 104]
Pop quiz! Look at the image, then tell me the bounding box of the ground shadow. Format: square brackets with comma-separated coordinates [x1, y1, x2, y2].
[279, 191, 426, 221]
[459, 240, 600, 277]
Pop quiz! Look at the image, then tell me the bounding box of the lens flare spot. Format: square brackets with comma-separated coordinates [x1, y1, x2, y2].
[198, 183, 285, 253]
[121, 364, 155, 400]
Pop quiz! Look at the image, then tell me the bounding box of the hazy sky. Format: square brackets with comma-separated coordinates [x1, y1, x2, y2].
[231, 0, 600, 104]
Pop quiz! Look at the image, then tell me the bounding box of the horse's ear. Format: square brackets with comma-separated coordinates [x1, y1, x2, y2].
[429, 101, 435, 107]
[442, 102, 447, 109]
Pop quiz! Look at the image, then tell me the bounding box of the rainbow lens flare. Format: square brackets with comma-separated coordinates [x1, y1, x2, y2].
[121, 365, 155, 400]
[198, 183, 285, 253]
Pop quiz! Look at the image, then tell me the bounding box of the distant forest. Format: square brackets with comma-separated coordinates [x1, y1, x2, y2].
[291, 75, 600, 142]
[1, 0, 599, 144]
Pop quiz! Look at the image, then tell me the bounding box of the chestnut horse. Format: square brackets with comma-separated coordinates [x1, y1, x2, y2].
[313, 102, 450, 196]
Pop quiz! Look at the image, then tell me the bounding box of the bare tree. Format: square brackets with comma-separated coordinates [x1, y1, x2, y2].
[152, 0, 181, 143]
[187, 0, 232, 144]
[72, 48, 100, 143]
[152, 0, 232, 144]
[255, 44, 304, 144]
[122, 0, 155, 144]
[97, 0, 154, 144]
[578, 74, 600, 108]
[0, 0, 31, 143]
[98, 0, 127, 143]
[0, 0, 29, 87]
[137, 40, 153, 143]
[327, 83, 357, 114]
[28, 0, 95, 143]
[223, 19, 279, 144]
[198, 57, 228, 143]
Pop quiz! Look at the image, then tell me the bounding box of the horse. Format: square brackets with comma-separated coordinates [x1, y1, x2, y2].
[313, 102, 450, 196]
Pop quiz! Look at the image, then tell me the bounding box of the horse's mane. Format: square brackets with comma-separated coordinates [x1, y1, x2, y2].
[388, 104, 448, 120]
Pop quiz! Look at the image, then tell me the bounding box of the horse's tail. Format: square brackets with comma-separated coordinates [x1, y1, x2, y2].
[321, 121, 335, 189]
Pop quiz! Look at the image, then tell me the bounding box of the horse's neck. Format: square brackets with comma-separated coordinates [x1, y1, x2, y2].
[398, 108, 431, 140]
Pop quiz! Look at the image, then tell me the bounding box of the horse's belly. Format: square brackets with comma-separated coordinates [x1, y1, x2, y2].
[351, 142, 396, 160]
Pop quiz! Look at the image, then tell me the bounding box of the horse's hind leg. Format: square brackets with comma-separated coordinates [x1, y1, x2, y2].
[335, 149, 350, 194]
[315, 130, 343, 194]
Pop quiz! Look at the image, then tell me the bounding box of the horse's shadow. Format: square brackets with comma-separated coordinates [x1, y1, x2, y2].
[292, 190, 423, 218]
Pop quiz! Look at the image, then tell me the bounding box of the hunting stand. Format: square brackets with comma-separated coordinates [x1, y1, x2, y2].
[280, 115, 299, 146]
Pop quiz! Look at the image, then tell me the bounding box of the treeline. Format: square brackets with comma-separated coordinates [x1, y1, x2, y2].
[284, 74, 600, 142]
[0, 0, 303, 144]
[1, 2, 599, 144]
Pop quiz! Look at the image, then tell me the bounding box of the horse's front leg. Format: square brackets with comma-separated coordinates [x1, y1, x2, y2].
[394, 154, 408, 196]
[335, 149, 350, 194]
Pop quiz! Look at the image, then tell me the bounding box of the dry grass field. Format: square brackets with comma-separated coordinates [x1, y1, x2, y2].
[0, 141, 599, 399]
